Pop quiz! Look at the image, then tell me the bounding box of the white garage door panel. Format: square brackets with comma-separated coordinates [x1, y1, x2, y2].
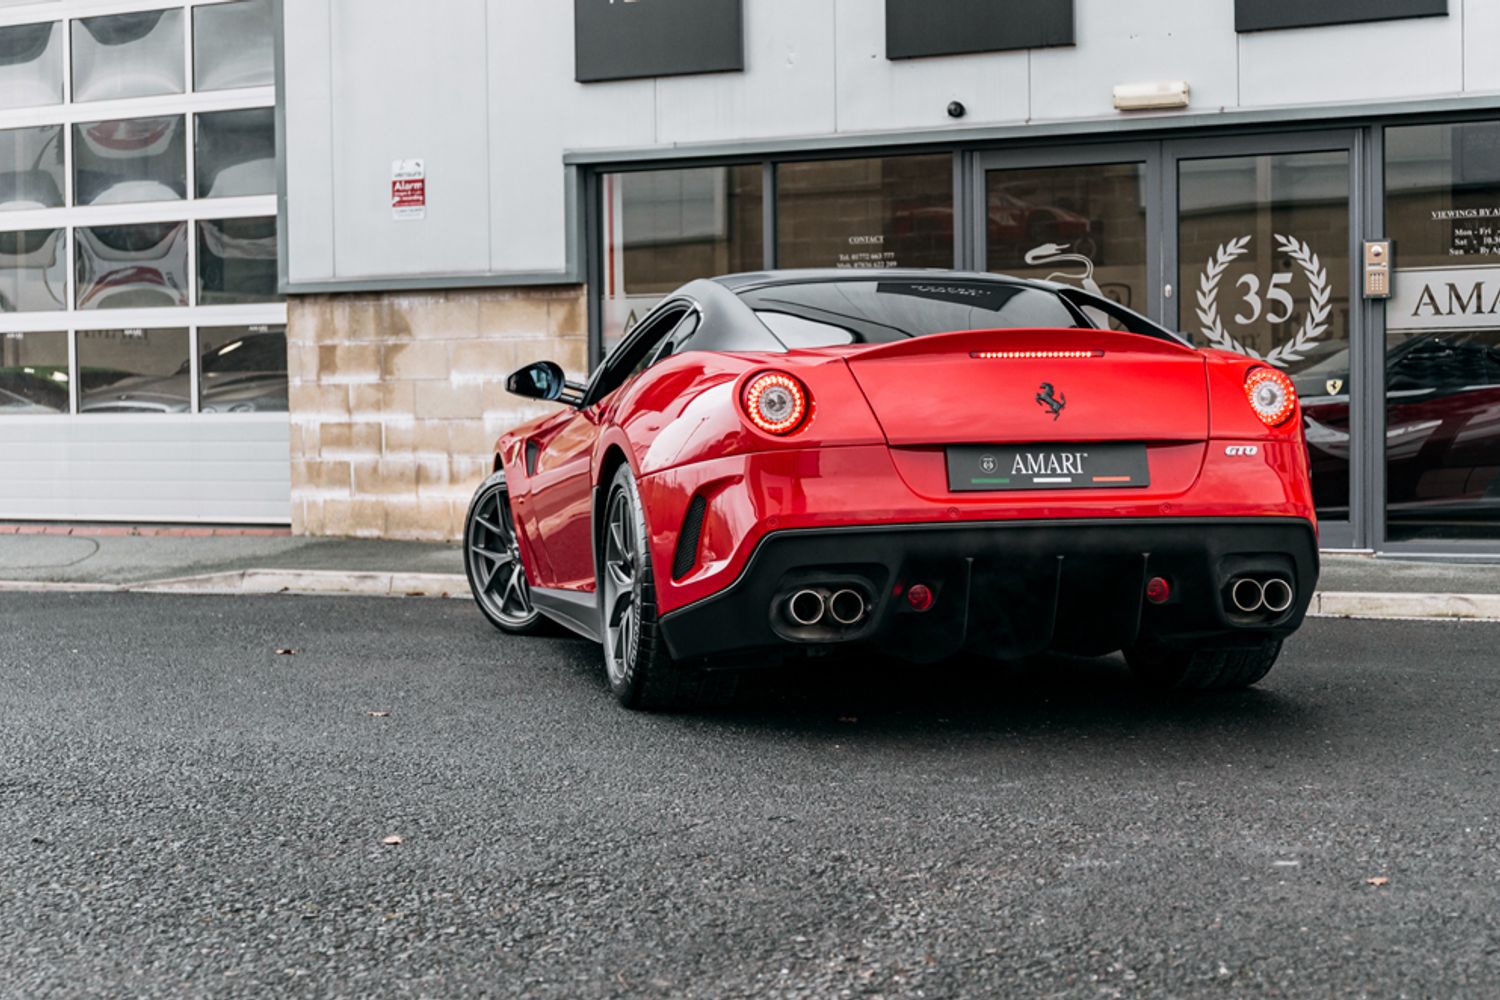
[0, 418, 291, 524]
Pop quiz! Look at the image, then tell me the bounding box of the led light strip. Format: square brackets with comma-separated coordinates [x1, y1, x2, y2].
[969, 350, 1106, 360]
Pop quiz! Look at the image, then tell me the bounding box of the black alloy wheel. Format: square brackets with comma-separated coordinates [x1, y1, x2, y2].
[465, 473, 546, 634]
[598, 463, 736, 711]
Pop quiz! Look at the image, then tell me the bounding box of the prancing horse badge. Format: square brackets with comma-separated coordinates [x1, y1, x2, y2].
[1035, 382, 1066, 420]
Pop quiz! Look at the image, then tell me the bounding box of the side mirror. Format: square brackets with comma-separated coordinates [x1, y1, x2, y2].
[507, 360, 566, 401]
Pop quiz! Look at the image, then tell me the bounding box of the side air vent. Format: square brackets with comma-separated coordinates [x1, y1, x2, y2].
[672, 495, 709, 580]
[524, 439, 541, 476]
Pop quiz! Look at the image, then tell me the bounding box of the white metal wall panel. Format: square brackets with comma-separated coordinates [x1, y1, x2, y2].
[1031, 0, 1240, 121]
[283, 0, 336, 283]
[279, 0, 1500, 284]
[328, 0, 491, 279]
[486, 0, 656, 276]
[653, 0, 838, 145]
[1238, 12, 1463, 107]
[0, 418, 291, 522]
[832, 0, 1029, 133]
[1463, 0, 1500, 94]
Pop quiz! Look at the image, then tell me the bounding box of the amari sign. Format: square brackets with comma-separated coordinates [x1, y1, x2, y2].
[1390, 268, 1500, 332]
[575, 0, 744, 83]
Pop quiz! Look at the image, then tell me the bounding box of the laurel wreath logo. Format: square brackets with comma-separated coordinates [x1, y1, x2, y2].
[1195, 234, 1331, 368]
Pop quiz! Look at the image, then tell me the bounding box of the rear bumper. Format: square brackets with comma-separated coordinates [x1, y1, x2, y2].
[658, 517, 1319, 663]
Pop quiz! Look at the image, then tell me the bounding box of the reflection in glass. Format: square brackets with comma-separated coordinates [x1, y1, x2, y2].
[985, 163, 1147, 319]
[0, 21, 63, 111]
[198, 217, 278, 304]
[193, 0, 273, 91]
[1384, 121, 1500, 540]
[776, 155, 952, 271]
[0, 330, 68, 413]
[74, 115, 186, 205]
[0, 125, 64, 210]
[600, 165, 762, 350]
[0, 228, 66, 312]
[72, 9, 184, 102]
[195, 108, 274, 198]
[199, 324, 287, 412]
[1178, 151, 1351, 519]
[76, 223, 190, 310]
[77, 328, 190, 413]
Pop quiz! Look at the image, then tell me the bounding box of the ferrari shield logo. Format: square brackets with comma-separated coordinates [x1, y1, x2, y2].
[1325, 379, 1344, 395]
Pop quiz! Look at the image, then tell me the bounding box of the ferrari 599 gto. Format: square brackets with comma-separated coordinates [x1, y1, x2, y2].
[465, 271, 1318, 710]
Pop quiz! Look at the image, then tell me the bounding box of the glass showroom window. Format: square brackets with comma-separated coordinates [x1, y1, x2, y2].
[198, 323, 287, 413]
[775, 154, 954, 270]
[1384, 120, 1500, 541]
[0, 228, 67, 312]
[73, 115, 187, 206]
[76, 327, 190, 413]
[75, 222, 190, 310]
[0, 331, 69, 414]
[600, 165, 763, 350]
[0, 21, 62, 111]
[0, 125, 64, 211]
[197, 217, 278, 304]
[195, 108, 275, 198]
[193, 0, 274, 91]
[71, 9, 185, 102]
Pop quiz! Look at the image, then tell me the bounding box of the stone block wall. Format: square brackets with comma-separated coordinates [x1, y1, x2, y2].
[286, 286, 588, 541]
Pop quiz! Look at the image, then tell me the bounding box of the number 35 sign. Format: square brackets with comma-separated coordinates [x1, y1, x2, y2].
[1195, 234, 1332, 368]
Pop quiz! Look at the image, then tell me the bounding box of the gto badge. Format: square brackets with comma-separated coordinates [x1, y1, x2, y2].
[1035, 382, 1066, 420]
[1225, 445, 1260, 457]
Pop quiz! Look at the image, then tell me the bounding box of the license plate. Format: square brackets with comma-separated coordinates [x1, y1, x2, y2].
[947, 443, 1150, 492]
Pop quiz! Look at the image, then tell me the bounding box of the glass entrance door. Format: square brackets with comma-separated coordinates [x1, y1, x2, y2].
[979, 147, 1158, 322]
[1172, 138, 1358, 541]
[978, 134, 1363, 545]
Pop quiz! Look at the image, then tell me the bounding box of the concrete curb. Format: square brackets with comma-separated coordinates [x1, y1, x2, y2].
[2, 573, 1499, 622]
[0, 570, 469, 600]
[1311, 591, 1500, 622]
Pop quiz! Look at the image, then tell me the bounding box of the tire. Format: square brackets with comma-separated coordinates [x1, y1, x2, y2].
[1125, 638, 1283, 692]
[464, 472, 549, 635]
[599, 463, 736, 711]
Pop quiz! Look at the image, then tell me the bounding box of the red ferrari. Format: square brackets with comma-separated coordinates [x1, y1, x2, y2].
[465, 271, 1319, 710]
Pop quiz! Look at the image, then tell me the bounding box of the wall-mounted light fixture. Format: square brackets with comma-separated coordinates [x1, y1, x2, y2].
[1112, 80, 1191, 111]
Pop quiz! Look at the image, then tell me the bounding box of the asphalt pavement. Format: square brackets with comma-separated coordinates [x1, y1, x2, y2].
[1, 591, 1498, 998]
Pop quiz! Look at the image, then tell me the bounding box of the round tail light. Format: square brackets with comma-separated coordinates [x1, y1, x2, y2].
[743, 371, 809, 435]
[1244, 367, 1297, 427]
[906, 583, 934, 612]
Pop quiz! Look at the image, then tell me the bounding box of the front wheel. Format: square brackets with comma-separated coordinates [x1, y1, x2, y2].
[465, 473, 548, 635]
[1125, 638, 1282, 691]
[599, 464, 735, 711]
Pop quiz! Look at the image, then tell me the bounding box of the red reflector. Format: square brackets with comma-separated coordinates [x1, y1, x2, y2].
[969, 350, 1105, 360]
[906, 584, 934, 612]
[1146, 577, 1171, 604]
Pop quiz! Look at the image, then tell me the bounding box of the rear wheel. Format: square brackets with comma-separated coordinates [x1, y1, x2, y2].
[1125, 638, 1282, 691]
[465, 473, 547, 635]
[600, 463, 736, 711]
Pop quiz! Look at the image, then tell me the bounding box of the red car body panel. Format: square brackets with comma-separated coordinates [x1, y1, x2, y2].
[497, 328, 1315, 619]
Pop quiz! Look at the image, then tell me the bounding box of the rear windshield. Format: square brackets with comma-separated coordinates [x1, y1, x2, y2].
[740, 279, 1088, 348]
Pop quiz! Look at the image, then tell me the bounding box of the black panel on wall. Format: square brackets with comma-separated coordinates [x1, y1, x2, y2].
[1236, 0, 1446, 32]
[575, 0, 743, 83]
[886, 0, 1074, 60]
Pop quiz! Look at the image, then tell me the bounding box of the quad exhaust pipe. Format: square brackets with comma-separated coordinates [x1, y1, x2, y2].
[785, 587, 868, 627]
[1229, 576, 1294, 615]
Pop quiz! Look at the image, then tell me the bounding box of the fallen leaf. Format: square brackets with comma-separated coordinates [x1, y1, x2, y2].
[1365, 876, 1390, 887]
[368, 711, 390, 718]
[275, 648, 297, 656]
[382, 835, 403, 846]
